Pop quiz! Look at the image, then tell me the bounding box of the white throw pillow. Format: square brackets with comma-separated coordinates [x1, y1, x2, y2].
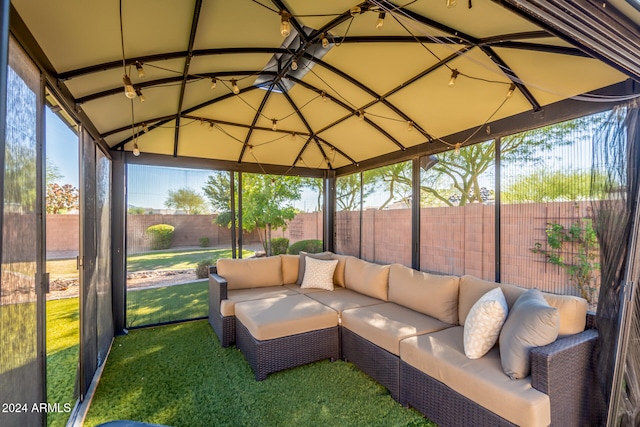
[463, 287, 508, 359]
[301, 257, 339, 291]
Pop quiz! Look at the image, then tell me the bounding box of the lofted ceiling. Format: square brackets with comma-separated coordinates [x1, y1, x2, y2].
[9, 0, 640, 172]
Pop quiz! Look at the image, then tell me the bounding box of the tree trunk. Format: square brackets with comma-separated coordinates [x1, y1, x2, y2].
[266, 223, 272, 256]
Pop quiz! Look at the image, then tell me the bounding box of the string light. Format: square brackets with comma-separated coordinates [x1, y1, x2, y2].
[211, 77, 217, 90]
[320, 91, 328, 102]
[357, 110, 365, 121]
[248, 145, 253, 153]
[321, 33, 329, 48]
[231, 79, 240, 94]
[209, 122, 215, 131]
[143, 123, 149, 132]
[280, 11, 291, 37]
[407, 121, 414, 131]
[133, 141, 140, 156]
[135, 88, 145, 102]
[454, 142, 461, 155]
[448, 69, 460, 87]
[272, 119, 278, 131]
[291, 132, 297, 140]
[135, 62, 145, 78]
[291, 60, 298, 71]
[350, 6, 361, 16]
[122, 75, 136, 99]
[446, 0, 457, 7]
[506, 83, 516, 98]
[376, 12, 386, 30]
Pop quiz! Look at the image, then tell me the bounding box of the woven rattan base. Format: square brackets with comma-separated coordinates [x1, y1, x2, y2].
[236, 320, 340, 381]
[342, 327, 400, 399]
[209, 313, 235, 347]
[400, 361, 515, 427]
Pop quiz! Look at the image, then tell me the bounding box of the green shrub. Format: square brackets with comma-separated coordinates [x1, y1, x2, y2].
[270, 238, 289, 255]
[287, 239, 323, 255]
[195, 258, 214, 279]
[146, 224, 175, 250]
[199, 237, 210, 247]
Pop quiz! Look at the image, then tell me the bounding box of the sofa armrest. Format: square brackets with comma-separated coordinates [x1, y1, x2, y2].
[531, 329, 606, 426]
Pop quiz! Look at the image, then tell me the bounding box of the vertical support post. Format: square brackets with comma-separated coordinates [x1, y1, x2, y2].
[494, 137, 502, 282]
[412, 157, 421, 270]
[359, 171, 363, 260]
[0, 0, 8, 268]
[111, 151, 127, 334]
[230, 171, 237, 259]
[323, 170, 336, 252]
[36, 74, 47, 415]
[238, 172, 243, 258]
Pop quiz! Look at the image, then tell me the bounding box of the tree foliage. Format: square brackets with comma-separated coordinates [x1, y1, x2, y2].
[165, 187, 208, 215]
[46, 182, 79, 214]
[502, 169, 609, 203]
[336, 173, 378, 211]
[202, 173, 304, 254]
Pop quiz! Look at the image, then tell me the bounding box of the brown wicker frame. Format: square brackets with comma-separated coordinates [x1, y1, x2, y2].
[235, 319, 340, 381]
[208, 272, 235, 347]
[342, 327, 400, 399]
[400, 328, 604, 427]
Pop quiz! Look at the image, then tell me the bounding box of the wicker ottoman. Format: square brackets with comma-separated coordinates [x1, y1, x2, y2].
[235, 294, 340, 380]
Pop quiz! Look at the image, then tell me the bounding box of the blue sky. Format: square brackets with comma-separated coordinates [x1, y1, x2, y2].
[46, 108, 79, 187]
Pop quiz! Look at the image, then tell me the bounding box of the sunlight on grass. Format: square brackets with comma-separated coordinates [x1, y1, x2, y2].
[84, 321, 435, 427]
[46, 297, 79, 427]
[46, 258, 78, 280]
[126, 248, 254, 272]
[126, 281, 208, 328]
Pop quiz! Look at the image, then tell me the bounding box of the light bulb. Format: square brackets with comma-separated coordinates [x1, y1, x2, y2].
[211, 77, 217, 90]
[506, 83, 516, 98]
[454, 143, 461, 155]
[136, 62, 145, 78]
[135, 88, 145, 102]
[321, 34, 329, 48]
[407, 121, 414, 131]
[320, 92, 328, 102]
[291, 132, 296, 141]
[350, 6, 361, 16]
[280, 11, 291, 37]
[291, 60, 298, 70]
[446, 0, 457, 8]
[376, 12, 386, 30]
[448, 69, 459, 87]
[123, 75, 136, 99]
[133, 142, 140, 157]
[358, 110, 365, 121]
[272, 119, 278, 131]
[209, 122, 214, 131]
[143, 123, 149, 132]
[231, 79, 240, 94]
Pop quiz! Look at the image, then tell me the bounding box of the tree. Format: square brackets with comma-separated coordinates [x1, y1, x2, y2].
[335, 173, 378, 211]
[46, 182, 79, 214]
[202, 173, 304, 255]
[502, 169, 609, 203]
[164, 187, 208, 214]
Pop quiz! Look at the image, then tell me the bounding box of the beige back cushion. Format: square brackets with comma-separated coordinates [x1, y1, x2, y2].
[280, 254, 299, 284]
[344, 257, 390, 301]
[217, 256, 283, 290]
[458, 275, 587, 335]
[388, 264, 460, 325]
[332, 254, 350, 287]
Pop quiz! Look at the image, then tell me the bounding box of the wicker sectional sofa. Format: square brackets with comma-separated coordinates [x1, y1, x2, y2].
[208, 253, 604, 427]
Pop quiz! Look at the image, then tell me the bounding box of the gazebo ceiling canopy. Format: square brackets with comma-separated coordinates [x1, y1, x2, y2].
[10, 0, 640, 172]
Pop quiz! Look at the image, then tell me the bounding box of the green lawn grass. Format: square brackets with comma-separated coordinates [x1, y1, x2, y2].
[126, 281, 208, 328]
[126, 248, 254, 272]
[46, 297, 79, 427]
[84, 320, 435, 427]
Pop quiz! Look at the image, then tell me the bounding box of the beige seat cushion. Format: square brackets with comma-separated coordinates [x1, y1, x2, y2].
[219, 287, 298, 317]
[342, 303, 452, 355]
[400, 327, 551, 427]
[307, 288, 385, 314]
[388, 264, 459, 324]
[283, 283, 326, 295]
[280, 254, 299, 285]
[458, 275, 587, 335]
[344, 257, 390, 301]
[217, 256, 283, 290]
[235, 294, 338, 341]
